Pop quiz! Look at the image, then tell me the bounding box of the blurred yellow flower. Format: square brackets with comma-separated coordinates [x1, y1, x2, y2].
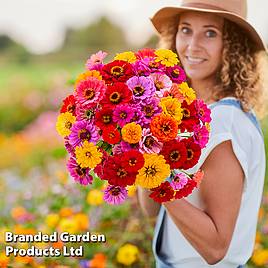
[178, 82, 196, 104]
[56, 112, 76, 137]
[59, 207, 74, 218]
[46, 213, 60, 228]
[58, 218, 78, 234]
[73, 213, 90, 231]
[127, 185, 137, 197]
[14, 225, 36, 235]
[114, 51, 137, 63]
[116, 243, 139, 266]
[155, 49, 179, 67]
[87, 189, 104, 206]
[251, 249, 268, 266]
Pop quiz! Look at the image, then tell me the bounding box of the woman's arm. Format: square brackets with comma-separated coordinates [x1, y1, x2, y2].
[163, 140, 244, 265]
[137, 187, 161, 218]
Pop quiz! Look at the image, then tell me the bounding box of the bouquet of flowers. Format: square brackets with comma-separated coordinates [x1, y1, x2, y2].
[56, 48, 212, 205]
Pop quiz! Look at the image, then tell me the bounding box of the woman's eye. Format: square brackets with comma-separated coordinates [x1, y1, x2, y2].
[206, 30, 217, 38]
[180, 27, 191, 34]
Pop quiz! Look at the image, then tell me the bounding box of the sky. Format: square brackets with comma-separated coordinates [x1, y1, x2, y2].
[0, 0, 267, 54]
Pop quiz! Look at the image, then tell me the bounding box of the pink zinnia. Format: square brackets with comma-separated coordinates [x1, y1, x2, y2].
[193, 125, 209, 149]
[194, 99, 212, 123]
[113, 104, 135, 128]
[192, 170, 204, 187]
[103, 185, 128, 205]
[75, 77, 106, 108]
[150, 73, 172, 97]
[166, 65, 186, 84]
[139, 128, 163, 154]
[86, 51, 107, 70]
[67, 157, 93, 185]
[171, 172, 188, 190]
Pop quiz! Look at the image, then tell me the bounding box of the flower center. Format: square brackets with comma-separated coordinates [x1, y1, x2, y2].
[198, 109, 204, 117]
[84, 88, 95, 100]
[120, 112, 127, 119]
[79, 129, 91, 140]
[129, 158, 137, 166]
[75, 167, 86, 177]
[161, 123, 171, 134]
[187, 149, 194, 160]
[145, 166, 157, 177]
[170, 150, 180, 161]
[133, 85, 145, 96]
[65, 121, 72, 129]
[159, 189, 166, 197]
[144, 136, 154, 148]
[111, 66, 124, 76]
[149, 61, 158, 68]
[67, 104, 75, 113]
[183, 108, 190, 118]
[109, 132, 115, 139]
[102, 115, 111, 124]
[143, 105, 154, 117]
[86, 151, 92, 157]
[155, 81, 164, 90]
[110, 186, 121, 196]
[172, 69, 180, 78]
[110, 92, 121, 103]
[117, 168, 128, 178]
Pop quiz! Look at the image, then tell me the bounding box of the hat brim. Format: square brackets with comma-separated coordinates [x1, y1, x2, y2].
[151, 6, 267, 52]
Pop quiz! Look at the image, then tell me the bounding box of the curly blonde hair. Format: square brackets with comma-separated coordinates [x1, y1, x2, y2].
[158, 16, 268, 118]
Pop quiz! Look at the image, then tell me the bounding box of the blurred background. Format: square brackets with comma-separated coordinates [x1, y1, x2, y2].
[0, 0, 267, 267]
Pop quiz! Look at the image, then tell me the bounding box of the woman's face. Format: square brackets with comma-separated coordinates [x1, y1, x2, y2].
[176, 11, 224, 82]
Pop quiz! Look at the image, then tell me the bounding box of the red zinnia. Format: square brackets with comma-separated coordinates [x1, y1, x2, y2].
[101, 60, 134, 83]
[174, 179, 197, 199]
[180, 138, 201, 170]
[149, 181, 175, 203]
[121, 150, 145, 173]
[178, 100, 199, 132]
[95, 106, 115, 130]
[135, 48, 156, 60]
[94, 148, 109, 179]
[60, 94, 77, 115]
[161, 140, 187, 169]
[102, 125, 121, 144]
[104, 155, 136, 187]
[101, 82, 132, 107]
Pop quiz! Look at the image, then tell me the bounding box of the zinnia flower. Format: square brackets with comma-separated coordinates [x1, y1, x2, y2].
[179, 82, 196, 104]
[122, 122, 142, 144]
[114, 51, 137, 63]
[75, 77, 106, 108]
[103, 185, 128, 205]
[95, 106, 115, 130]
[60, 94, 77, 116]
[75, 141, 102, 168]
[130, 105, 145, 126]
[160, 140, 187, 169]
[76, 105, 95, 122]
[86, 51, 107, 70]
[150, 73, 172, 97]
[139, 128, 163, 154]
[174, 179, 197, 199]
[166, 65, 186, 84]
[56, 112, 76, 137]
[126, 76, 155, 101]
[154, 49, 179, 67]
[136, 154, 170, 189]
[160, 96, 183, 123]
[150, 114, 178, 142]
[163, 83, 185, 102]
[67, 157, 93, 185]
[116, 244, 139, 266]
[101, 60, 134, 83]
[170, 172, 188, 190]
[192, 170, 204, 187]
[194, 99, 212, 123]
[121, 150, 144, 173]
[69, 120, 99, 147]
[102, 125, 121, 144]
[75, 70, 102, 88]
[193, 124, 209, 149]
[140, 98, 161, 126]
[149, 181, 175, 203]
[113, 104, 135, 127]
[135, 48, 155, 60]
[180, 138, 201, 170]
[101, 82, 132, 107]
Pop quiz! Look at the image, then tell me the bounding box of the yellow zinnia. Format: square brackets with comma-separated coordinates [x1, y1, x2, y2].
[116, 244, 139, 266]
[179, 82, 196, 104]
[75, 141, 102, 168]
[56, 112, 76, 137]
[251, 249, 268, 266]
[122, 122, 142, 144]
[46, 213, 60, 229]
[155, 49, 179, 67]
[136, 154, 170, 189]
[75, 70, 102, 89]
[73, 213, 90, 231]
[114, 51, 137, 63]
[87, 189, 104, 206]
[160, 96, 183, 124]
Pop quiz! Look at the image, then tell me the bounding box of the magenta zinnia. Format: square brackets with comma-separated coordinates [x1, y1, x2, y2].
[103, 185, 128, 205]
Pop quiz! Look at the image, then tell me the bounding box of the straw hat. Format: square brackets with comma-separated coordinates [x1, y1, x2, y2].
[151, 0, 267, 52]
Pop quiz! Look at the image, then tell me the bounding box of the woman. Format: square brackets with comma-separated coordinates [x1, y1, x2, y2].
[138, 0, 267, 267]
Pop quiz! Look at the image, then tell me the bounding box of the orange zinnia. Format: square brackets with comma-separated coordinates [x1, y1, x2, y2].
[150, 114, 178, 142]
